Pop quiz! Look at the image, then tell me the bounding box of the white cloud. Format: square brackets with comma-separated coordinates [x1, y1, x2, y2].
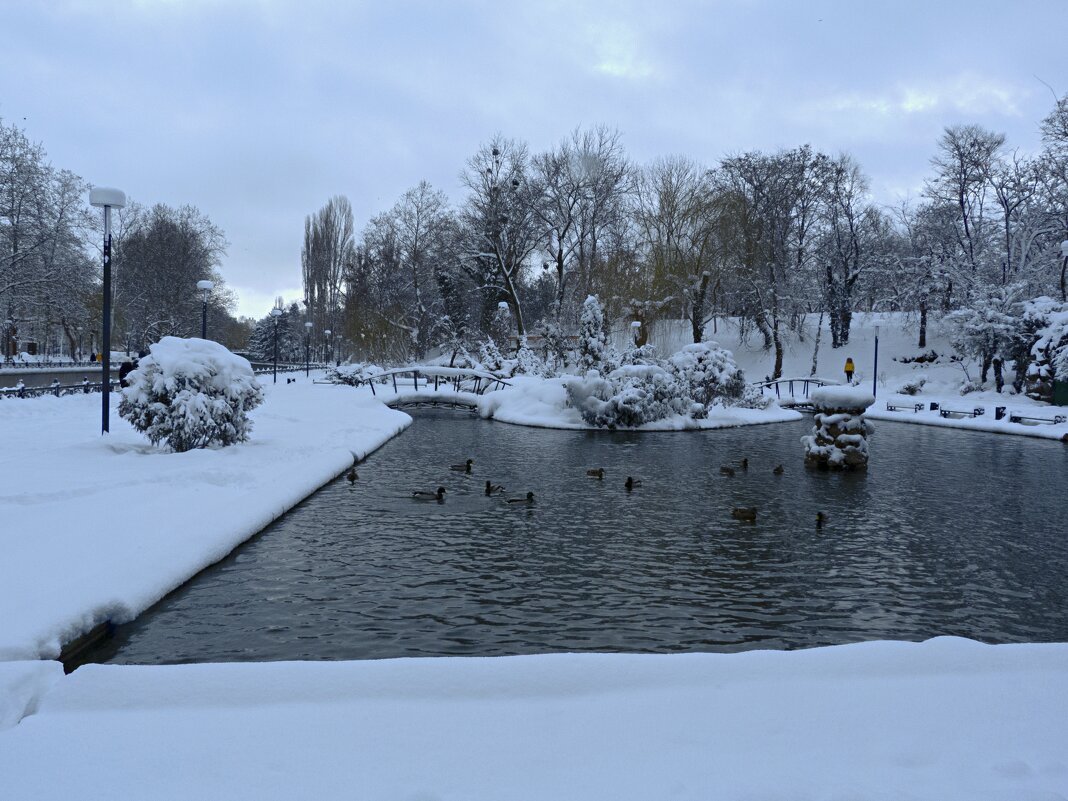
[232, 285, 305, 320]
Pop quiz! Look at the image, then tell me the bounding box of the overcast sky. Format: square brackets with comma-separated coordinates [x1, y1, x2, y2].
[2, 0, 1066, 318]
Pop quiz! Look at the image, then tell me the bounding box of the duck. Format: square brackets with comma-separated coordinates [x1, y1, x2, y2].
[731, 506, 757, 522]
[625, 476, 642, 491]
[346, 467, 358, 485]
[485, 480, 505, 496]
[450, 458, 474, 473]
[772, 464, 784, 475]
[816, 511, 827, 529]
[412, 486, 446, 502]
[740, 458, 749, 471]
[586, 468, 605, 479]
[719, 466, 736, 477]
[506, 491, 535, 504]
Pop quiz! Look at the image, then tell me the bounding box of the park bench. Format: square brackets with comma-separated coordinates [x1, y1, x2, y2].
[885, 401, 924, 413]
[938, 406, 985, 420]
[1008, 412, 1067, 426]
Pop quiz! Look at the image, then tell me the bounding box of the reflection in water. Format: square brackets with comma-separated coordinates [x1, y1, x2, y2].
[90, 412, 1068, 664]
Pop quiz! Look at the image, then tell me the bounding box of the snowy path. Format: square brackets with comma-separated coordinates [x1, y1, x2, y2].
[1, 638, 1066, 800]
[0, 379, 411, 660]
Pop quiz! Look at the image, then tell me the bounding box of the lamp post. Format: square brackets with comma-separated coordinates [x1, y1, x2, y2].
[1060, 240, 1068, 303]
[197, 280, 215, 339]
[872, 325, 880, 398]
[89, 187, 126, 435]
[324, 329, 331, 365]
[270, 307, 283, 383]
[304, 321, 313, 377]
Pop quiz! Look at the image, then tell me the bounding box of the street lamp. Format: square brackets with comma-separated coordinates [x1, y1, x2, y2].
[324, 329, 331, 365]
[1059, 240, 1068, 303]
[304, 321, 313, 377]
[270, 307, 283, 384]
[197, 280, 215, 339]
[89, 186, 126, 435]
[872, 325, 880, 398]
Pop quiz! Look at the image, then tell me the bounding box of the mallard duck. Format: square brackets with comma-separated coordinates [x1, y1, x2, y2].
[485, 480, 505, 496]
[816, 511, 827, 529]
[740, 458, 749, 471]
[731, 506, 757, 522]
[625, 476, 642, 491]
[412, 486, 446, 502]
[506, 491, 535, 504]
[450, 458, 474, 473]
[772, 464, 784, 475]
[719, 466, 735, 477]
[586, 468, 605, 479]
[346, 468, 358, 485]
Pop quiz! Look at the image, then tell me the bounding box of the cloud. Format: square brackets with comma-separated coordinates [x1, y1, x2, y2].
[814, 74, 1026, 120]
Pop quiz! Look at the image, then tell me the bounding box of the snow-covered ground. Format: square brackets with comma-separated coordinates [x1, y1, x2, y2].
[1, 638, 1066, 800]
[630, 312, 1068, 440]
[0, 377, 410, 661]
[1, 328, 1066, 799]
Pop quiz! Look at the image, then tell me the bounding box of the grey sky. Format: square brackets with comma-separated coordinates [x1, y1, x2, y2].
[3, 0, 1066, 317]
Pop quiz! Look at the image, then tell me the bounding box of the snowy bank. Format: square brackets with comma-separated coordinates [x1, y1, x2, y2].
[0, 379, 410, 660]
[369, 375, 801, 431]
[1, 637, 1065, 800]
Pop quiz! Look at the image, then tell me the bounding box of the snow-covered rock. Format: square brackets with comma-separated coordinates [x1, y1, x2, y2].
[802, 386, 875, 469]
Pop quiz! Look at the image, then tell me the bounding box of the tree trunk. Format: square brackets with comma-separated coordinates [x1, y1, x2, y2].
[992, 357, 1004, 392]
[810, 311, 823, 377]
[980, 352, 992, 384]
[918, 301, 928, 348]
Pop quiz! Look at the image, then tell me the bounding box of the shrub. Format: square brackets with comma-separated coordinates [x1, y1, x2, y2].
[325, 363, 385, 386]
[565, 364, 695, 428]
[119, 337, 264, 452]
[897, 376, 927, 396]
[667, 341, 746, 412]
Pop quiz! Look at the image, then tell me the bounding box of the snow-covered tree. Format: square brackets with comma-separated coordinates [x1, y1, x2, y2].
[577, 294, 609, 372]
[944, 285, 1024, 392]
[119, 337, 263, 452]
[1025, 299, 1068, 401]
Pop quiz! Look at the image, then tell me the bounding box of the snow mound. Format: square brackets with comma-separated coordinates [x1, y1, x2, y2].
[810, 385, 875, 410]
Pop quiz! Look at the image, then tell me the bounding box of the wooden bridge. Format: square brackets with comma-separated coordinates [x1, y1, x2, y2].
[751, 376, 838, 411]
[358, 367, 511, 411]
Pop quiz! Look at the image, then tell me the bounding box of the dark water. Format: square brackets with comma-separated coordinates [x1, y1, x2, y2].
[89, 412, 1068, 664]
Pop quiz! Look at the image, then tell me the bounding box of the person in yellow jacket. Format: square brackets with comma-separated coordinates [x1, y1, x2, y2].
[844, 357, 855, 383]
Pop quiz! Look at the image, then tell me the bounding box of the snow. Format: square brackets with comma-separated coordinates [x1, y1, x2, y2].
[810, 384, 876, 410]
[2, 317, 1066, 797]
[0, 377, 411, 661]
[0, 638, 1065, 800]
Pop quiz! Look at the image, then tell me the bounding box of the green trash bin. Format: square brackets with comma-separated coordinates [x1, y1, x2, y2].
[1054, 380, 1068, 407]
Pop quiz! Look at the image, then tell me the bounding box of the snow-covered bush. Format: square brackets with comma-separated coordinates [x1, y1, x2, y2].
[897, 376, 927, 396]
[618, 343, 660, 367]
[325, 363, 385, 386]
[119, 337, 264, 452]
[667, 341, 746, 413]
[577, 295, 611, 373]
[565, 364, 695, 429]
[478, 338, 507, 375]
[513, 336, 545, 376]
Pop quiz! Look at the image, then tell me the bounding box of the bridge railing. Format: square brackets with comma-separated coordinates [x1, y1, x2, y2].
[752, 376, 838, 401]
[350, 367, 511, 397]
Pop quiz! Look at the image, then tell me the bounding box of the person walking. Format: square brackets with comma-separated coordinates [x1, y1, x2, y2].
[844, 357, 855, 383]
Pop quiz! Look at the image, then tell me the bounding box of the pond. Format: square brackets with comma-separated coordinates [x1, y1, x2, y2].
[87, 411, 1068, 664]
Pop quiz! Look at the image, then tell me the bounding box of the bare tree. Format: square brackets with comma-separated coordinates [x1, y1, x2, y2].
[302, 196, 355, 339]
